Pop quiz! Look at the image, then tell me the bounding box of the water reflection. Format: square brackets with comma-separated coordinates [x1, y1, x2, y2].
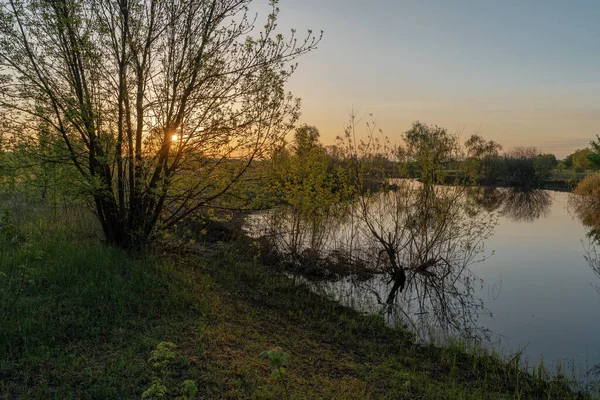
[252, 181, 499, 340]
[502, 189, 552, 222]
[314, 267, 487, 342]
[467, 187, 553, 222]
[569, 190, 600, 235]
[353, 184, 497, 340]
[254, 186, 558, 343]
[569, 191, 600, 290]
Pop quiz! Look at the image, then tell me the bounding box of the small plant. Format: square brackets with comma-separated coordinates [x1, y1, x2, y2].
[141, 342, 198, 400]
[141, 378, 168, 400]
[149, 342, 178, 370]
[260, 346, 291, 399]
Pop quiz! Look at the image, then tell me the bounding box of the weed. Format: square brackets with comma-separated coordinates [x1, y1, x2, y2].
[260, 347, 291, 400]
[141, 342, 198, 400]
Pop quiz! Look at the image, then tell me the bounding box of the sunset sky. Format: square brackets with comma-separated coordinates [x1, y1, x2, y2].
[271, 0, 600, 158]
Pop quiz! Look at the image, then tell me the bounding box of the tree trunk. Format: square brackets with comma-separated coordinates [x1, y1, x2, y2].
[386, 266, 406, 305]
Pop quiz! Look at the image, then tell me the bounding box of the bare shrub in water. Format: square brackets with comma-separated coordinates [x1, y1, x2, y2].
[341, 116, 498, 339]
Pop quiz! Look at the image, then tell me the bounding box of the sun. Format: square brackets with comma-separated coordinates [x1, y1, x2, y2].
[172, 134, 178, 141]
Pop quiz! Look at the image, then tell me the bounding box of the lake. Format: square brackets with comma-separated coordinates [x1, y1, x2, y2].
[249, 186, 600, 385]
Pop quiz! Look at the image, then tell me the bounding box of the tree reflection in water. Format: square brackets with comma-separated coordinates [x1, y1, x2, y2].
[257, 185, 560, 341]
[340, 181, 499, 341]
[569, 185, 600, 291]
[467, 187, 553, 222]
[568, 175, 600, 389]
[502, 189, 552, 222]
[335, 185, 554, 341]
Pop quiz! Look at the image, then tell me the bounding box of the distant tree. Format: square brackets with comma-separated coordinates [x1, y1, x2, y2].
[464, 134, 502, 182]
[563, 154, 574, 169]
[532, 153, 558, 181]
[568, 149, 592, 171]
[464, 134, 502, 159]
[501, 147, 539, 187]
[400, 121, 459, 184]
[496, 149, 557, 187]
[293, 125, 321, 157]
[0, 0, 321, 248]
[588, 135, 600, 170]
[506, 146, 539, 160]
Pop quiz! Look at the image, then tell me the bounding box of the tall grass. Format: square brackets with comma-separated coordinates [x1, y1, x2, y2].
[0, 195, 210, 398]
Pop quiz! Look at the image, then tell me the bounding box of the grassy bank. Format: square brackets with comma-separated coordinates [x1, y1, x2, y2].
[0, 200, 591, 399]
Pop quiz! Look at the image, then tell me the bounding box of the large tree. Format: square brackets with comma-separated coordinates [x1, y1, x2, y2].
[0, 0, 320, 247]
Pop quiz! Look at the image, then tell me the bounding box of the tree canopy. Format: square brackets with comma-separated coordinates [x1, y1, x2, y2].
[588, 135, 600, 170]
[0, 0, 321, 248]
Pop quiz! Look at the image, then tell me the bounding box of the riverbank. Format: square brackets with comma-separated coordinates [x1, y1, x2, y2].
[428, 168, 590, 192]
[0, 203, 590, 399]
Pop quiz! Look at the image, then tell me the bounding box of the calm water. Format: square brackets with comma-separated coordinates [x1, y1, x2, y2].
[473, 190, 600, 374]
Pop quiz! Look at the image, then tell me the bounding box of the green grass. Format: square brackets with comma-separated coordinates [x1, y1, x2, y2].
[0, 201, 210, 399]
[0, 198, 593, 399]
[550, 169, 590, 182]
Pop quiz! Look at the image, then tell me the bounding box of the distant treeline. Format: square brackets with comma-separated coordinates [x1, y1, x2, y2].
[267, 123, 600, 194]
[399, 132, 600, 189]
[454, 146, 560, 188]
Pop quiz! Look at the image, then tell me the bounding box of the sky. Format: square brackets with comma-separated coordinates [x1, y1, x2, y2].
[260, 0, 600, 158]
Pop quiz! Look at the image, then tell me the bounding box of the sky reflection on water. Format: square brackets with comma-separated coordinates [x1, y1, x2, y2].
[473, 190, 600, 374]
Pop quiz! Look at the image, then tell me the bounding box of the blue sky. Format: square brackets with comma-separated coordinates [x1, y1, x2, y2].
[262, 0, 600, 157]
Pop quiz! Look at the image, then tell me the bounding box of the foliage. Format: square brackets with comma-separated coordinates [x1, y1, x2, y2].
[399, 121, 460, 184]
[141, 379, 169, 400]
[478, 147, 561, 187]
[499, 147, 540, 187]
[259, 125, 348, 264]
[149, 342, 179, 370]
[142, 342, 198, 400]
[588, 135, 600, 170]
[258, 116, 501, 337]
[570, 173, 600, 230]
[293, 124, 321, 157]
[464, 134, 502, 182]
[459, 137, 563, 187]
[333, 116, 498, 338]
[533, 153, 558, 181]
[260, 347, 291, 399]
[0, 0, 321, 248]
[565, 148, 592, 171]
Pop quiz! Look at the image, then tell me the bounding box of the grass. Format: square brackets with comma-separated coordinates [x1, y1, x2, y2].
[549, 169, 590, 184]
[0, 197, 593, 399]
